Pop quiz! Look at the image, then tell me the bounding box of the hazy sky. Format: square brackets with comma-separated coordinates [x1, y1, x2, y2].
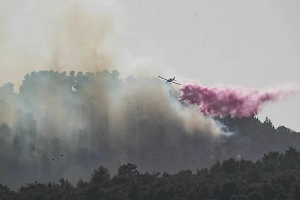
[1, 0, 299, 131]
[114, 0, 300, 131]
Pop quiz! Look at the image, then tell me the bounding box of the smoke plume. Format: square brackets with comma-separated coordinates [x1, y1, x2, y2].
[179, 82, 300, 118]
[0, 0, 225, 189]
[0, 0, 124, 87]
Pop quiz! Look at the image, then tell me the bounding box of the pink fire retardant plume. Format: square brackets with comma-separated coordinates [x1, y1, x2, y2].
[179, 82, 300, 118]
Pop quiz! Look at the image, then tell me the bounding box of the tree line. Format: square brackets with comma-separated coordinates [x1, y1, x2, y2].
[1, 146, 300, 200]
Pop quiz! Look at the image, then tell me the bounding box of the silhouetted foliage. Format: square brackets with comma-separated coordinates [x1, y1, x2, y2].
[0, 147, 299, 199]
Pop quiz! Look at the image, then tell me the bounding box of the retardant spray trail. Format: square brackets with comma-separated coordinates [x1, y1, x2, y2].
[179, 82, 300, 118]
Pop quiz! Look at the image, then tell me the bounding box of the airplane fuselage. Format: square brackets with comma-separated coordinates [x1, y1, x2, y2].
[167, 77, 175, 82]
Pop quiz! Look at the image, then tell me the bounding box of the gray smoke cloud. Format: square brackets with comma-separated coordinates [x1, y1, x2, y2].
[0, 0, 123, 87]
[0, 0, 226, 189]
[0, 71, 224, 189]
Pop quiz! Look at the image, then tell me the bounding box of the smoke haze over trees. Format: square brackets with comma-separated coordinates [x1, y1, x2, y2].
[1, 1, 300, 199]
[0, 70, 300, 190]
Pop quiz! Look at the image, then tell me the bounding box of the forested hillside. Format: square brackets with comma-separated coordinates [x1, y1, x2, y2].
[1, 147, 300, 200]
[0, 70, 299, 191]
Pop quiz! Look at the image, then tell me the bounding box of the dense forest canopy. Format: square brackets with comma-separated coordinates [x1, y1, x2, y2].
[1, 147, 300, 200]
[0, 70, 299, 190]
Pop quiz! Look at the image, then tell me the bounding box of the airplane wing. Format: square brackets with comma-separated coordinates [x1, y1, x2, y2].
[158, 76, 168, 81]
[172, 82, 181, 85]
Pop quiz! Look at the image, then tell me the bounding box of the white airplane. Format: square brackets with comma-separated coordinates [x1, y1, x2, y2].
[158, 76, 181, 85]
